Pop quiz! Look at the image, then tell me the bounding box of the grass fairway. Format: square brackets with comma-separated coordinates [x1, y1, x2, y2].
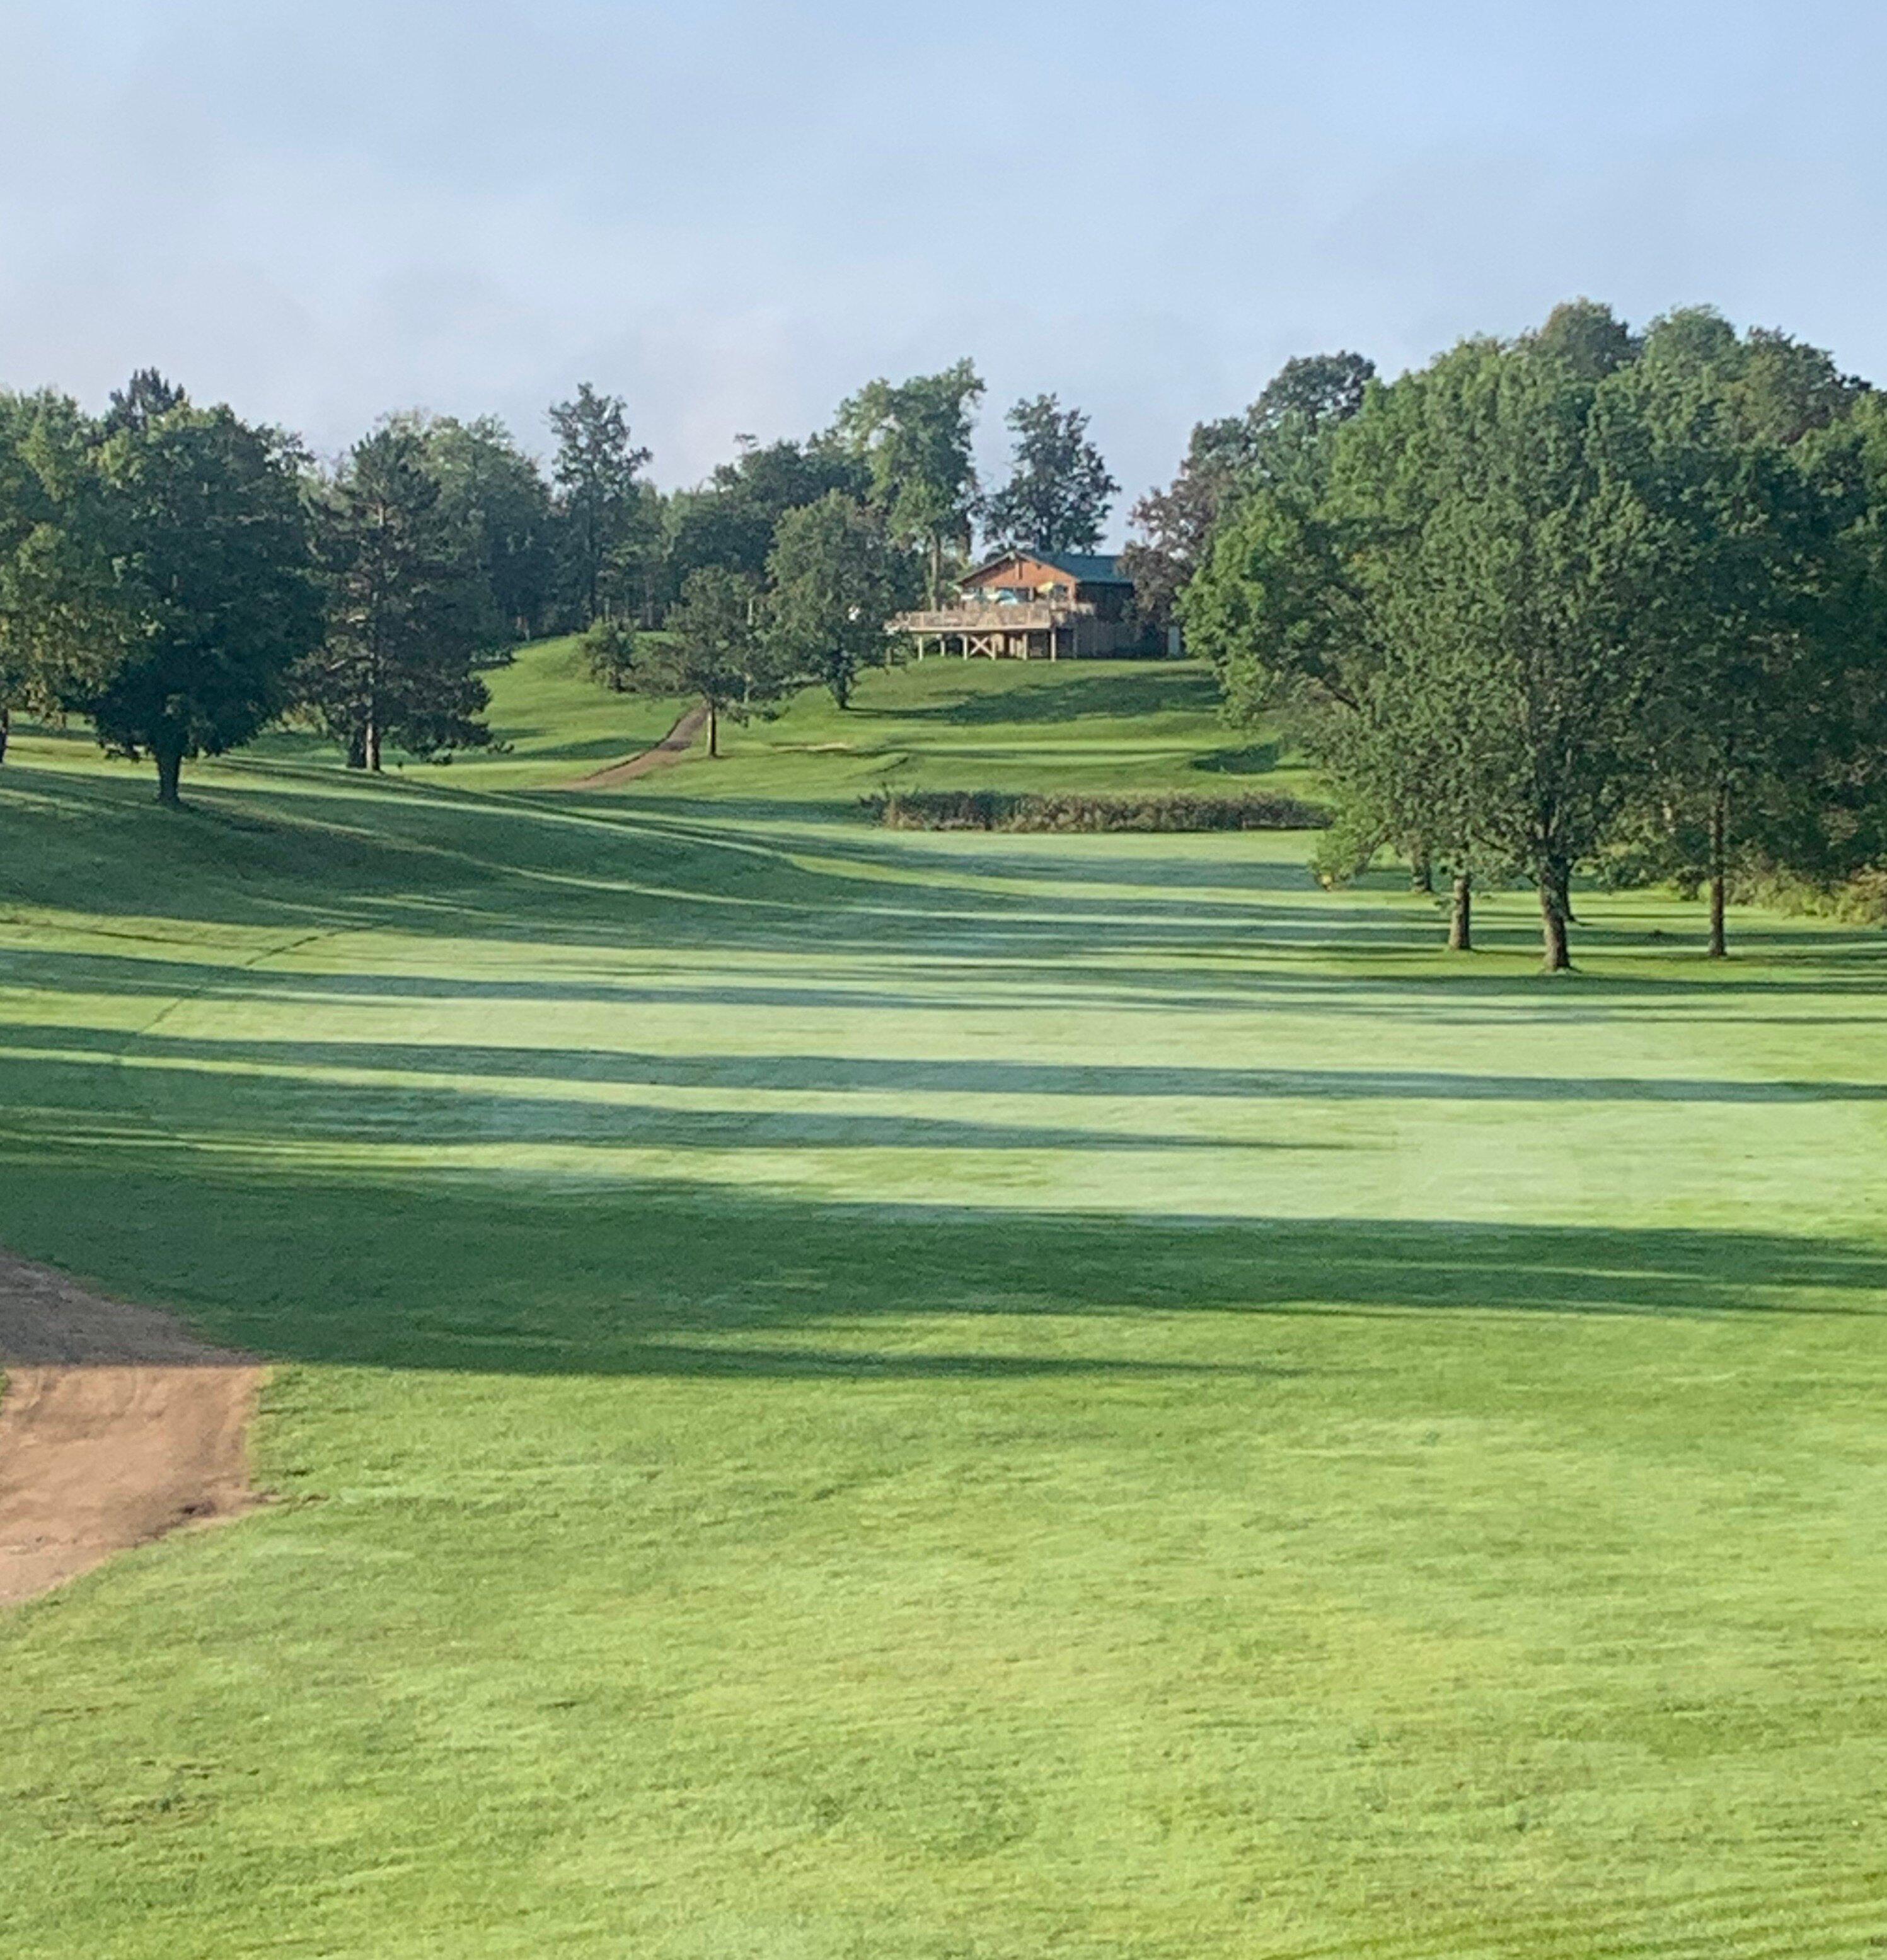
[1, 656, 1884, 1958]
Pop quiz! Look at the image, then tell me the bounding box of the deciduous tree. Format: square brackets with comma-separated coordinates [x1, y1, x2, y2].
[663, 436, 872, 602]
[616, 566, 793, 757]
[834, 360, 984, 606]
[1121, 352, 1373, 631]
[61, 394, 322, 805]
[0, 389, 106, 761]
[766, 492, 908, 707]
[412, 413, 557, 644]
[1189, 335, 1665, 969]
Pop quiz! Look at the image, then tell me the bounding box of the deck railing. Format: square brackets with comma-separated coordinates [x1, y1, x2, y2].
[890, 601, 1094, 633]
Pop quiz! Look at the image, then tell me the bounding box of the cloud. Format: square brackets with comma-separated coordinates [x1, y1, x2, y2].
[3, 1, 1885, 538]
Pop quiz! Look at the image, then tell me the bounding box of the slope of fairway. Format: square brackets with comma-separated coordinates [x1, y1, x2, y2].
[1, 687, 1885, 1960]
[227, 633, 692, 792]
[609, 654, 1304, 805]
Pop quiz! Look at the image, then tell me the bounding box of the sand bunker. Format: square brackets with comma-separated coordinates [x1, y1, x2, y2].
[0, 1250, 263, 1608]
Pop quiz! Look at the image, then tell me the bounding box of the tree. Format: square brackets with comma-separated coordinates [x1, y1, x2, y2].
[548, 383, 653, 625]
[834, 360, 984, 605]
[1189, 306, 1883, 967]
[57, 396, 322, 805]
[1578, 312, 1875, 954]
[295, 427, 489, 771]
[662, 435, 872, 602]
[1524, 297, 1639, 379]
[0, 389, 107, 761]
[1189, 335, 1665, 970]
[412, 414, 557, 644]
[616, 566, 792, 757]
[979, 395, 1117, 553]
[1180, 403, 1495, 950]
[580, 615, 638, 692]
[1599, 364, 1843, 954]
[101, 368, 188, 437]
[766, 493, 908, 707]
[1121, 351, 1373, 630]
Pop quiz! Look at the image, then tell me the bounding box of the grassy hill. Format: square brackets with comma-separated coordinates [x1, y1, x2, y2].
[621, 654, 1312, 806]
[233, 633, 691, 792]
[1, 652, 1884, 1958]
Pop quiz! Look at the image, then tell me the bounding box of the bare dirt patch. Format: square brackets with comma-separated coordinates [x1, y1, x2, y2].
[0, 1250, 263, 1609]
[562, 700, 710, 788]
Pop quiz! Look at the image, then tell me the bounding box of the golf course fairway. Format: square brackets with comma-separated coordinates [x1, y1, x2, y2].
[2, 653, 1883, 1959]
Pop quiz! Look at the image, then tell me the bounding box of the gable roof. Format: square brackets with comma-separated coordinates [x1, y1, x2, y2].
[964, 548, 1131, 588]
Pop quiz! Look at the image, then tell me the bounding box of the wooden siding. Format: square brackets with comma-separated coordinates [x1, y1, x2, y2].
[961, 553, 1078, 599]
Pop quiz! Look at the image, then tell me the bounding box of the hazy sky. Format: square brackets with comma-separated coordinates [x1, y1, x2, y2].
[4, 2, 1884, 535]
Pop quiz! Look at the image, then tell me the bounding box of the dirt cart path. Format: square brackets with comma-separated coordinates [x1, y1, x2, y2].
[0, 1250, 263, 1609]
[562, 700, 710, 789]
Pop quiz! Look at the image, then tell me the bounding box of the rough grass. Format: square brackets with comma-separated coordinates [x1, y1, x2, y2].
[1, 658, 1884, 1959]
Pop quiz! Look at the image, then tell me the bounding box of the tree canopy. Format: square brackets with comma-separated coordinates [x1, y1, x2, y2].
[1184, 306, 1887, 966]
[548, 383, 655, 625]
[979, 395, 1117, 554]
[294, 425, 491, 771]
[766, 492, 909, 708]
[834, 360, 984, 606]
[57, 396, 323, 804]
[1121, 352, 1374, 629]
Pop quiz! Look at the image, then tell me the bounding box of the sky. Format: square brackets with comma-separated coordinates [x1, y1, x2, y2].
[4, 1, 1885, 538]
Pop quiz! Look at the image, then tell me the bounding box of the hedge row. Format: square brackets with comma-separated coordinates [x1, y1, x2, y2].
[862, 789, 1331, 833]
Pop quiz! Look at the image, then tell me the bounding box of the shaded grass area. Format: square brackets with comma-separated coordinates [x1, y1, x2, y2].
[1, 716, 1886, 1958]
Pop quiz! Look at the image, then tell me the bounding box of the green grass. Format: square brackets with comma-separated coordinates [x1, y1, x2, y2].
[1, 655, 1884, 1958]
[628, 654, 1308, 807]
[240, 633, 691, 790]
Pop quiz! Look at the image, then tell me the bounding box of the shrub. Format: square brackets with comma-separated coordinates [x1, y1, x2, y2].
[1744, 865, 1887, 927]
[861, 789, 1330, 833]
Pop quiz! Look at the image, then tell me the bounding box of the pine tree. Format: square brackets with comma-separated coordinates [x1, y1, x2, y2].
[979, 395, 1117, 553]
[296, 427, 489, 771]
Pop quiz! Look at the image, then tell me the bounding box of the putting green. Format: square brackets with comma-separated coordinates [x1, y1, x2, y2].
[1, 653, 1884, 1959]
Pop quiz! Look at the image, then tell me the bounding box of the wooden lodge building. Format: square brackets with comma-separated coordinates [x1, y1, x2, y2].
[890, 549, 1170, 661]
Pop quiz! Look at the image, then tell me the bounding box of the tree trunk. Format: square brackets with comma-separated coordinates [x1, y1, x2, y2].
[0, 703, 9, 763]
[154, 746, 183, 808]
[365, 713, 382, 774]
[1408, 846, 1434, 895]
[1448, 872, 1473, 953]
[346, 726, 367, 770]
[928, 533, 944, 609]
[708, 700, 718, 759]
[1707, 783, 1729, 959]
[1538, 860, 1571, 971]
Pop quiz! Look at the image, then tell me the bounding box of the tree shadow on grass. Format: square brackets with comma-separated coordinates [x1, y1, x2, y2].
[5, 1023, 1886, 1109]
[5, 938, 1885, 1047]
[0, 1138, 1881, 1385]
[1190, 742, 1283, 776]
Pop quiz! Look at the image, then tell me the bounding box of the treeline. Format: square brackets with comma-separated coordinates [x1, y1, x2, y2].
[1163, 303, 1887, 964]
[0, 360, 1120, 798]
